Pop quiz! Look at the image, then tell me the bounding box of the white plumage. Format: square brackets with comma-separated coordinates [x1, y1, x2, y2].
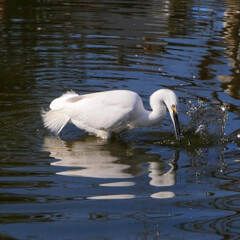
[42, 89, 180, 140]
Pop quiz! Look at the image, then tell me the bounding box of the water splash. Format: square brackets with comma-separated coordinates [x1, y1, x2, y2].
[153, 99, 229, 149]
[184, 99, 228, 145]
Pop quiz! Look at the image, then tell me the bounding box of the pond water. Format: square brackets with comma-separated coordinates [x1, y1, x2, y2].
[1, 0, 240, 239]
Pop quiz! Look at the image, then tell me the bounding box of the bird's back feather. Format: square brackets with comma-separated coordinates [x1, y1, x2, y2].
[66, 90, 141, 131]
[42, 90, 144, 136]
[50, 91, 79, 110]
[41, 109, 70, 135]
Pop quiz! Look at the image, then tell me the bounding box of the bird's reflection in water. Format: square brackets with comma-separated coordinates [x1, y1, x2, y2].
[43, 136, 134, 179]
[43, 136, 178, 199]
[149, 152, 178, 199]
[149, 162, 176, 187]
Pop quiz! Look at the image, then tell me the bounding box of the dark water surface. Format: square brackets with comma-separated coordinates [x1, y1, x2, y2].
[1, 0, 240, 239]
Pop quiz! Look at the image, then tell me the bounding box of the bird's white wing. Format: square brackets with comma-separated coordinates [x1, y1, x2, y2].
[67, 90, 139, 131]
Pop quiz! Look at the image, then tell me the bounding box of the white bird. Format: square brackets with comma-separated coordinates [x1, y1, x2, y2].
[42, 89, 180, 140]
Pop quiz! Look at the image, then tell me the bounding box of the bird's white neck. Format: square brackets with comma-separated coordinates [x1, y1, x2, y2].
[148, 105, 166, 124]
[148, 91, 167, 124]
[134, 91, 167, 127]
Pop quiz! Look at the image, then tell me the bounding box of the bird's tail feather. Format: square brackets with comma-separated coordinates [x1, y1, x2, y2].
[41, 109, 70, 135]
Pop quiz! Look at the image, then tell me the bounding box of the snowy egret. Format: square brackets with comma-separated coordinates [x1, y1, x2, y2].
[42, 89, 180, 140]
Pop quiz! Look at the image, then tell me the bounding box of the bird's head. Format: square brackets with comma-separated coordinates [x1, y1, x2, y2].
[155, 89, 181, 141]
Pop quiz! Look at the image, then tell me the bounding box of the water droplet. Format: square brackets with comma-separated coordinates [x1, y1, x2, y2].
[195, 124, 205, 134]
[221, 106, 226, 111]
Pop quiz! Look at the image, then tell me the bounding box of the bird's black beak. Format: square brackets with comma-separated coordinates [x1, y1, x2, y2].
[171, 105, 181, 141]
